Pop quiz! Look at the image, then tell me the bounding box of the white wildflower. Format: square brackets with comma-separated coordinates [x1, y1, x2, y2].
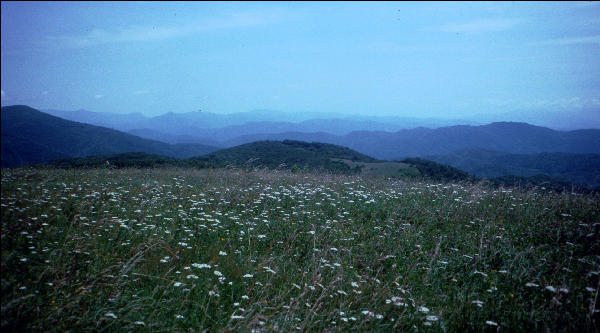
[472, 300, 484, 307]
[263, 266, 276, 274]
[105, 312, 117, 319]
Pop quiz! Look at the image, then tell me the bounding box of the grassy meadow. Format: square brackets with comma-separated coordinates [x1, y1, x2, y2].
[1, 167, 599, 332]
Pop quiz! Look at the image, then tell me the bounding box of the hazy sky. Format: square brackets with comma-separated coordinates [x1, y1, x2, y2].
[1, 1, 599, 118]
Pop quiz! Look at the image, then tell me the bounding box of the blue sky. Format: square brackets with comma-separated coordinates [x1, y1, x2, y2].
[1, 1, 599, 120]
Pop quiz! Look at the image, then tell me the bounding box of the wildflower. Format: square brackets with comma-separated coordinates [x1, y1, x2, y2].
[231, 315, 244, 319]
[192, 263, 211, 269]
[214, 270, 223, 277]
[105, 312, 117, 319]
[472, 300, 484, 307]
[418, 306, 430, 313]
[525, 282, 539, 287]
[486, 320, 498, 326]
[175, 314, 184, 319]
[219, 251, 227, 256]
[545, 286, 557, 292]
[263, 266, 276, 274]
[133, 321, 146, 326]
[473, 270, 488, 277]
[186, 274, 199, 279]
[242, 274, 253, 278]
[426, 315, 439, 321]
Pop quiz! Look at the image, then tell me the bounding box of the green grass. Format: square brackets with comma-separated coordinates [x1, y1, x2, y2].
[332, 159, 412, 177]
[1, 167, 599, 332]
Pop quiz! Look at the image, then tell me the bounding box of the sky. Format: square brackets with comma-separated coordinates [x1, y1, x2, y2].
[1, 1, 599, 121]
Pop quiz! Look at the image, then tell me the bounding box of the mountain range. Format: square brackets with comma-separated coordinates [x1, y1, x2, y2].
[220, 123, 600, 160]
[40, 108, 600, 160]
[3, 105, 600, 189]
[42, 108, 479, 143]
[1, 105, 218, 167]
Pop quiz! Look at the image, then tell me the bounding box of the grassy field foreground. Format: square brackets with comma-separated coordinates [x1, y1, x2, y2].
[1, 168, 599, 332]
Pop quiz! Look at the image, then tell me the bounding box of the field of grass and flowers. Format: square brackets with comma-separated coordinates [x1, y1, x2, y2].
[1, 167, 599, 332]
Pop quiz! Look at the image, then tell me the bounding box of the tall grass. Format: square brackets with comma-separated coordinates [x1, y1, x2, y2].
[1, 167, 598, 331]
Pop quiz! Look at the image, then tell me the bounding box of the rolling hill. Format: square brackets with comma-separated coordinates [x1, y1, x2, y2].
[191, 140, 379, 173]
[1, 105, 218, 167]
[47, 140, 473, 182]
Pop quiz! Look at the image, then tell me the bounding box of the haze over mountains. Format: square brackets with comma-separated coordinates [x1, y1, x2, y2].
[41, 108, 600, 159]
[1, 105, 218, 167]
[3, 105, 600, 189]
[42, 108, 479, 144]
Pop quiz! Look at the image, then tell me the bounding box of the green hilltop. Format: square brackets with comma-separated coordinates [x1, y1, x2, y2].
[48, 140, 474, 184]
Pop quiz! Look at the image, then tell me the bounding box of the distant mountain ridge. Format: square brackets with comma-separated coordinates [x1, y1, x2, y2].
[1, 105, 218, 167]
[34, 107, 600, 161]
[6, 105, 600, 190]
[221, 122, 600, 160]
[426, 148, 600, 189]
[41, 108, 479, 142]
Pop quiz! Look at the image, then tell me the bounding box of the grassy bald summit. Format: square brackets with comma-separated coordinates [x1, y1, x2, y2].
[1, 105, 218, 167]
[48, 140, 472, 183]
[192, 140, 379, 173]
